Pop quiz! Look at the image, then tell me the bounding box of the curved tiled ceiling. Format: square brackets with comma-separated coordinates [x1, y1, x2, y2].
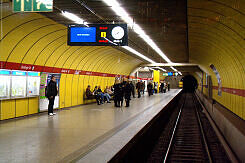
[188, 0, 245, 119]
[0, 3, 142, 76]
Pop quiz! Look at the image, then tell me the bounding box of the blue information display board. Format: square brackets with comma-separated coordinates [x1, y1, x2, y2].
[70, 27, 96, 43]
[68, 24, 128, 46]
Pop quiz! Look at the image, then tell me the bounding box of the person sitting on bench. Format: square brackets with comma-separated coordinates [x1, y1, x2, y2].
[94, 86, 104, 104]
[86, 85, 100, 105]
[103, 86, 112, 103]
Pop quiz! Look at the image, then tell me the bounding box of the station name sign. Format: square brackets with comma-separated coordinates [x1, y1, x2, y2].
[68, 24, 128, 46]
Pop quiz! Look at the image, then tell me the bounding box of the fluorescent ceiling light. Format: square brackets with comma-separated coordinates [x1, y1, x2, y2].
[178, 72, 182, 75]
[62, 11, 88, 25]
[102, 0, 172, 63]
[170, 66, 178, 72]
[155, 67, 167, 72]
[122, 46, 156, 63]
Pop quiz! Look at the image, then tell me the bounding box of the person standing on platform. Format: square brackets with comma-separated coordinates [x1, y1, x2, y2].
[142, 81, 146, 95]
[113, 79, 123, 107]
[136, 81, 141, 98]
[147, 82, 153, 96]
[154, 82, 158, 94]
[129, 80, 135, 98]
[124, 80, 132, 107]
[121, 78, 127, 106]
[160, 82, 164, 93]
[47, 75, 58, 116]
[167, 82, 170, 91]
[163, 82, 167, 93]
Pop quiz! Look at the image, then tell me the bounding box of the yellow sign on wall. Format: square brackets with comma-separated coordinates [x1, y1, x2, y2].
[101, 32, 106, 38]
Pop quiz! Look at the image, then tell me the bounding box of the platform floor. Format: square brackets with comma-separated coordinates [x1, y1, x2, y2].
[0, 89, 181, 162]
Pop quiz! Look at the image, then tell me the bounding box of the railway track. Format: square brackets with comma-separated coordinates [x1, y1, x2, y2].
[147, 93, 230, 163]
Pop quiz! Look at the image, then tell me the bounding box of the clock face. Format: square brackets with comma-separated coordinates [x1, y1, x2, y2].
[111, 26, 125, 39]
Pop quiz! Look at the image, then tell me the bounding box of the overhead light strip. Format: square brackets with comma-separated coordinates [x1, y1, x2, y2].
[61, 11, 155, 64]
[170, 66, 178, 72]
[155, 67, 167, 72]
[122, 46, 156, 63]
[61, 11, 89, 26]
[102, 0, 172, 63]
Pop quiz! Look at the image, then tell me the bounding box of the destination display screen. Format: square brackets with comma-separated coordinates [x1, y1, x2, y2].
[68, 24, 128, 46]
[70, 27, 96, 43]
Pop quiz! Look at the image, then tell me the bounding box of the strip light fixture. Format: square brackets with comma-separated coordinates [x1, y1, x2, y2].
[61, 11, 89, 26]
[61, 8, 181, 73]
[61, 11, 155, 64]
[155, 67, 167, 72]
[122, 46, 156, 63]
[102, 0, 180, 73]
[101, 0, 172, 63]
[170, 66, 178, 72]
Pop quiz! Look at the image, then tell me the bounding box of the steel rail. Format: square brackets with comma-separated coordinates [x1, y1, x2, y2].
[193, 96, 213, 163]
[163, 94, 186, 163]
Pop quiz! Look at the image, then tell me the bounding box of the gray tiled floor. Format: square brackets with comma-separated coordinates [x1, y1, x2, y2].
[0, 89, 181, 163]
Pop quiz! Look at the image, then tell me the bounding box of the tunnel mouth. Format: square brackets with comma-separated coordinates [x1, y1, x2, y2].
[181, 75, 198, 92]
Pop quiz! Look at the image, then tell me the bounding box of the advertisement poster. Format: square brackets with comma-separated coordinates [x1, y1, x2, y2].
[40, 72, 48, 99]
[0, 76, 10, 98]
[210, 64, 222, 96]
[11, 76, 26, 97]
[27, 76, 40, 96]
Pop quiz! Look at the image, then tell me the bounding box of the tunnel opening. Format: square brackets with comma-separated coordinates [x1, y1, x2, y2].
[181, 75, 198, 92]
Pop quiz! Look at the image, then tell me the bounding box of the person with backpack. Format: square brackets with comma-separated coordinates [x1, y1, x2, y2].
[46, 75, 58, 116]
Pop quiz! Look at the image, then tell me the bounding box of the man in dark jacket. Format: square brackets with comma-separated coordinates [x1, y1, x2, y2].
[136, 81, 141, 98]
[147, 82, 153, 96]
[160, 82, 164, 93]
[129, 81, 135, 98]
[124, 81, 132, 107]
[113, 79, 123, 107]
[47, 76, 58, 116]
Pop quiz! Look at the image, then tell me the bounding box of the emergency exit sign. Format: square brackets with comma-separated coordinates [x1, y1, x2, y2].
[13, 0, 53, 12]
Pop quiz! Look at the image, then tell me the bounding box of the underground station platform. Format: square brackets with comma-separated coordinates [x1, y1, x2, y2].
[0, 89, 243, 162]
[0, 90, 181, 162]
[1, 0, 245, 162]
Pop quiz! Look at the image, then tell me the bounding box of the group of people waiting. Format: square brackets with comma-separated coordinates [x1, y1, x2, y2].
[146, 81, 170, 96]
[85, 79, 171, 107]
[86, 85, 113, 105]
[85, 78, 135, 107]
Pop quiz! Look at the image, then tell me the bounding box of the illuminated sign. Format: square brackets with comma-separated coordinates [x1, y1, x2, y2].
[0, 70, 10, 75]
[68, 24, 128, 46]
[12, 71, 26, 76]
[28, 72, 40, 76]
[168, 72, 173, 76]
[70, 27, 96, 43]
[163, 72, 179, 76]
